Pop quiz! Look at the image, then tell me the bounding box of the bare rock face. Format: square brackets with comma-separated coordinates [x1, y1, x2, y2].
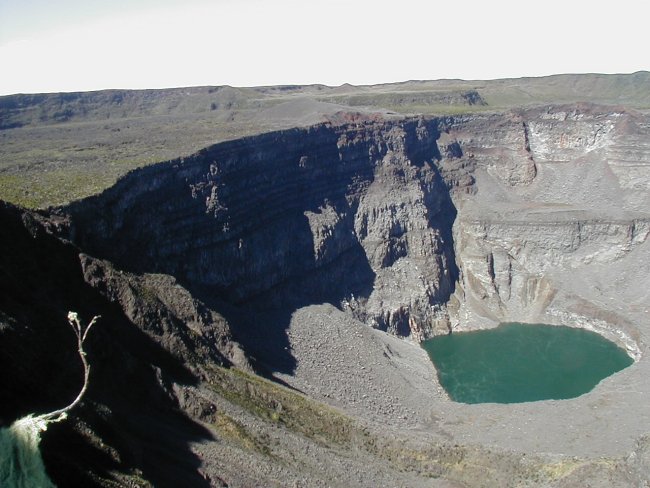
[64, 117, 458, 340]
[526, 105, 618, 162]
[434, 105, 650, 357]
[78, 254, 249, 372]
[437, 112, 537, 187]
[60, 104, 650, 350]
[0, 201, 242, 487]
[453, 219, 650, 327]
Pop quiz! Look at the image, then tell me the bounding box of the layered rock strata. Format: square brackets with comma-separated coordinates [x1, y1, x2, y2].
[61, 105, 650, 351]
[437, 105, 650, 356]
[64, 118, 458, 339]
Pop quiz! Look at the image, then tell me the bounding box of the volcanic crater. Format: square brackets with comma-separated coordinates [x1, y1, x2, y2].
[2, 78, 650, 487]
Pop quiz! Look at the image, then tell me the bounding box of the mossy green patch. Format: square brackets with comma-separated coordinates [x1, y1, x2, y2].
[210, 367, 357, 447]
[213, 412, 271, 456]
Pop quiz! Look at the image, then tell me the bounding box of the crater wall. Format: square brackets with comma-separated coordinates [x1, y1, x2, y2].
[438, 105, 650, 356]
[62, 105, 650, 349]
[64, 117, 457, 339]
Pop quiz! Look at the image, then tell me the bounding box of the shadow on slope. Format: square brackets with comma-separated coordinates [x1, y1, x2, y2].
[0, 201, 214, 487]
[231, 249, 375, 378]
[62, 124, 383, 378]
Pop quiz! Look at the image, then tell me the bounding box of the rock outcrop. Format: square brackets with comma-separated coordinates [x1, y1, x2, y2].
[0, 201, 246, 487]
[435, 105, 650, 357]
[55, 104, 650, 353]
[63, 117, 458, 341]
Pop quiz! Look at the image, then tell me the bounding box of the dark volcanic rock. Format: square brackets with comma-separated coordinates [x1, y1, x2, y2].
[0, 200, 241, 487]
[63, 117, 459, 344]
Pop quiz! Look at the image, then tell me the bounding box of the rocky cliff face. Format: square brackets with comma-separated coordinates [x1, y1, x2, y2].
[64, 117, 458, 341]
[0, 201, 249, 486]
[60, 104, 650, 352]
[437, 105, 650, 355]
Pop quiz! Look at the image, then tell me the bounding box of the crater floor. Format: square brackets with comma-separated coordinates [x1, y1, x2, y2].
[275, 303, 649, 459]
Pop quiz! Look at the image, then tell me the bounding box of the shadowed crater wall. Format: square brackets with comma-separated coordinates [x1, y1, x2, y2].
[0, 201, 235, 487]
[62, 117, 459, 370]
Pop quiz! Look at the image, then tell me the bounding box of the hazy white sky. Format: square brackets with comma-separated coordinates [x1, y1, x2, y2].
[0, 0, 647, 95]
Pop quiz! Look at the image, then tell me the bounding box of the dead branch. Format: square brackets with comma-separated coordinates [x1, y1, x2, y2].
[39, 312, 100, 423]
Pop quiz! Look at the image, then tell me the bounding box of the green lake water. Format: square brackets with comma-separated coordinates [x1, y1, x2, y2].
[421, 323, 633, 404]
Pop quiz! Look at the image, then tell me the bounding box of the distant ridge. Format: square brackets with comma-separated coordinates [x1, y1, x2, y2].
[1, 72, 649, 127]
